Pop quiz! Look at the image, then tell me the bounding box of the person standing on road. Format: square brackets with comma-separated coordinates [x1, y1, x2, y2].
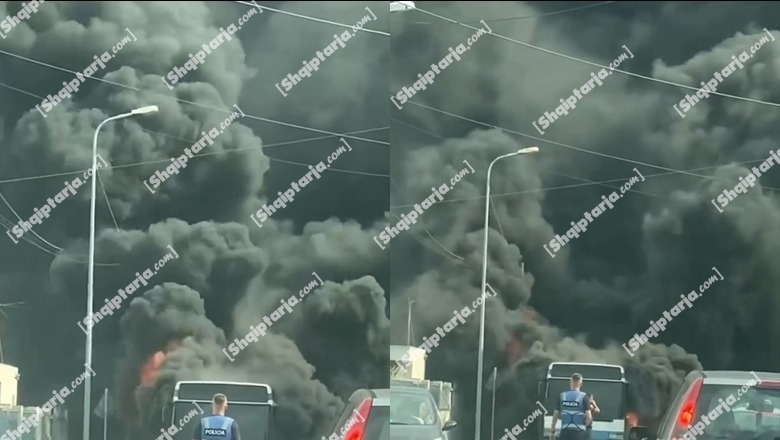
[550, 373, 592, 440]
[193, 393, 241, 440]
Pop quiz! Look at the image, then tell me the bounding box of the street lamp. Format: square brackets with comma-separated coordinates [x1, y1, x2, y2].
[474, 146, 539, 440]
[390, 1, 416, 12]
[83, 105, 158, 440]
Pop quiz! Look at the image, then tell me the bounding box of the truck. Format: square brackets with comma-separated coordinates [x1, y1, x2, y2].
[390, 345, 455, 424]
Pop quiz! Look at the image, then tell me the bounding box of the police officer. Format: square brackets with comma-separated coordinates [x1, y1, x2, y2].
[193, 393, 241, 440]
[550, 373, 592, 440]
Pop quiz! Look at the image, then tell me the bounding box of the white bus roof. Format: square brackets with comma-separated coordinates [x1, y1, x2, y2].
[547, 362, 626, 381]
[173, 381, 274, 406]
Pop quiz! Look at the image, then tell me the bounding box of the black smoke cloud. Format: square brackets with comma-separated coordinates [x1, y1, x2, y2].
[390, 1, 779, 439]
[0, 1, 388, 439]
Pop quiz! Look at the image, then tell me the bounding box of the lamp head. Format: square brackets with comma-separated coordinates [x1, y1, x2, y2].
[517, 146, 539, 154]
[390, 1, 416, 12]
[131, 105, 159, 115]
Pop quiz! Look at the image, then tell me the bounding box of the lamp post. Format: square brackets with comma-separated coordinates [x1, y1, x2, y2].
[83, 105, 158, 440]
[474, 146, 539, 440]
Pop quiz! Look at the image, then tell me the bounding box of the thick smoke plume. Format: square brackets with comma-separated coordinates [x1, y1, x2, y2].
[390, 2, 779, 439]
[0, 1, 388, 439]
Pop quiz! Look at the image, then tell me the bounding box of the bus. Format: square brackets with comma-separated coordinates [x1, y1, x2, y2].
[164, 380, 276, 440]
[539, 362, 628, 440]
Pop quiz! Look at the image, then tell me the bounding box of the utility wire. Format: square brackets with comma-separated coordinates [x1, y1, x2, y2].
[412, 6, 780, 108]
[232, 1, 388, 36]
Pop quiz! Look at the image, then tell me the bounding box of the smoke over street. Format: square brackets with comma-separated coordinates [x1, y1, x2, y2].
[390, 2, 779, 438]
[0, 1, 388, 438]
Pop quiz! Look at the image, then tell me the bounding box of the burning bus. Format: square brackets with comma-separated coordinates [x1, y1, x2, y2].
[162, 381, 276, 440]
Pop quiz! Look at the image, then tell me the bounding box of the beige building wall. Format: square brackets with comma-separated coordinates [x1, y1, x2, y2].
[0, 363, 19, 406]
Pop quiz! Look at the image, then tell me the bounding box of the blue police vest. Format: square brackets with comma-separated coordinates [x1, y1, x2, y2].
[200, 415, 234, 440]
[559, 390, 587, 431]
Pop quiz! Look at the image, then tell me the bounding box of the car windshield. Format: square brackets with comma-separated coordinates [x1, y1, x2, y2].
[693, 384, 780, 440]
[390, 391, 438, 426]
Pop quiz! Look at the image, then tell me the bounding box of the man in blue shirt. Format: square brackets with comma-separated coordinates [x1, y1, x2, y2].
[550, 373, 592, 440]
[193, 393, 241, 440]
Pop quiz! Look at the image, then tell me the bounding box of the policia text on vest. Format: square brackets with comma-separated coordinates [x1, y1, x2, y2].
[194, 413, 240, 440]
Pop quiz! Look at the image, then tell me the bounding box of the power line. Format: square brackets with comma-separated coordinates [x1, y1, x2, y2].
[0, 80, 388, 183]
[96, 172, 120, 231]
[413, 1, 617, 25]
[389, 158, 768, 209]
[0, 50, 389, 145]
[232, 1, 389, 36]
[404, 100, 780, 191]
[392, 117, 664, 198]
[0, 190, 64, 251]
[0, 213, 119, 266]
[412, 6, 780, 108]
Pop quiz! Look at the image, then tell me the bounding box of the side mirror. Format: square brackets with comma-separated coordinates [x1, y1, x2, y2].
[627, 426, 649, 440]
[443, 420, 458, 431]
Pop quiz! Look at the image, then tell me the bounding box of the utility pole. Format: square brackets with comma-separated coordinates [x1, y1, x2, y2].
[406, 298, 415, 346]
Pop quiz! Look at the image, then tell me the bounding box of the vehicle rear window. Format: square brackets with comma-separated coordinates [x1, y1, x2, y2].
[366, 406, 389, 440]
[693, 384, 780, 439]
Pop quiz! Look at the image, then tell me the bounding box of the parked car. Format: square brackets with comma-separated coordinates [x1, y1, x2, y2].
[390, 385, 457, 440]
[328, 388, 390, 440]
[629, 370, 780, 440]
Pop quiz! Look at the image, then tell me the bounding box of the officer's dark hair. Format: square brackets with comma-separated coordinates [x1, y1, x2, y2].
[213, 393, 227, 406]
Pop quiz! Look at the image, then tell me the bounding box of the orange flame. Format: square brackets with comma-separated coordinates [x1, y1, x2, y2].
[626, 412, 638, 427]
[139, 339, 183, 387]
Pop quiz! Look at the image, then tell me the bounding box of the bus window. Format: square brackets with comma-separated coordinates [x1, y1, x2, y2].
[549, 365, 623, 381]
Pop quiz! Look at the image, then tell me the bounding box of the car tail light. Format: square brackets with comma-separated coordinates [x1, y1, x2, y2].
[671, 378, 703, 438]
[344, 398, 374, 440]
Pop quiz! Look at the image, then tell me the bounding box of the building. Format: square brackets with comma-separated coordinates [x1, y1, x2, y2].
[0, 363, 19, 407]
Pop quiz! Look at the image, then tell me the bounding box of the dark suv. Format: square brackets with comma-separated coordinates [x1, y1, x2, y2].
[328, 388, 390, 440]
[630, 370, 780, 440]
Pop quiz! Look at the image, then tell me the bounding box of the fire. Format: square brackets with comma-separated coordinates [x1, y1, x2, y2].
[626, 412, 638, 427]
[139, 339, 183, 387]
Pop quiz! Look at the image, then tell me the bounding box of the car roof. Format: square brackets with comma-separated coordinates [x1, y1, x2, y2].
[700, 371, 780, 385]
